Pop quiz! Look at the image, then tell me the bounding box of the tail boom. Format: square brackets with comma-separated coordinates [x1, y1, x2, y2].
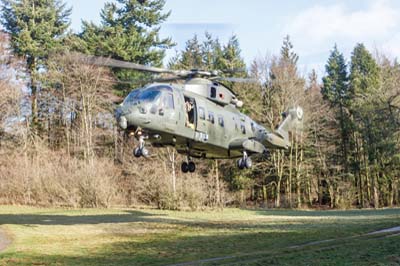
[263, 106, 303, 149]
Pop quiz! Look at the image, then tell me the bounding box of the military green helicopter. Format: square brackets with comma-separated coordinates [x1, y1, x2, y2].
[88, 56, 303, 173]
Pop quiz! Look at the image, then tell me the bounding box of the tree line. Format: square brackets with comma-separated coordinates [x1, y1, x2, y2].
[0, 0, 398, 209]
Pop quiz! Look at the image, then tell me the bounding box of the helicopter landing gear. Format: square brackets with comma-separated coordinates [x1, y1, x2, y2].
[181, 157, 196, 173]
[237, 151, 252, 170]
[133, 135, 149, 158]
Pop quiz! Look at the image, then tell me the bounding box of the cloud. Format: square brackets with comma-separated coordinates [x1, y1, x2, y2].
[283, 0, 400, 58]
[164, 22, 233, 32]
[382, 33, 400, 59]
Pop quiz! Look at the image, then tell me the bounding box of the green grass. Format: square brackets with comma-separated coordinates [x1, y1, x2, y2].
[0, 206, 399, 265]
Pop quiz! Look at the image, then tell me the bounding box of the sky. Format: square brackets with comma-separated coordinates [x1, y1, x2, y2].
[65, 0, 400, 77]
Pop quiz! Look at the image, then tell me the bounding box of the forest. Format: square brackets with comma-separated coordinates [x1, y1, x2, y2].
[0, 0, 399, 210]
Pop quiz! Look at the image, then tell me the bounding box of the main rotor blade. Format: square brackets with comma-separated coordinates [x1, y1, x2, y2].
[85, 55, 175, 74]
[214, 77, 259, 83]
[100, 75, 181, 85]
[78, 53, 255, 82]
[220, 68, 247, 74]
[80, 54, 191, 77]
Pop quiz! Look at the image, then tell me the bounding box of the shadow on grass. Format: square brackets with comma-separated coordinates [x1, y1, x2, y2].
[0, 210, 167, 226]
[0, 208, 399, 229]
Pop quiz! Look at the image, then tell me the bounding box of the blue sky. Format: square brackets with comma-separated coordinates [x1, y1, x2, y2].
[65, 0, 400, 77]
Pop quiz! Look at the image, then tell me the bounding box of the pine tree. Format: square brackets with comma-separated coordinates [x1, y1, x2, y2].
[322, 45, 351, 171]
[168, 33, 245, 75]
[348, 43, 382, 207]
[0, 0, 72, 130]
[81, 0, 173, 63]
[201, 32, 223, 71]
[173, 34, 203, 70]
[322, 45, 349, 105]
[80, 0, 174, 93]
[280, 35, 299, 66]
[220, 35, 246, 74]
[349, 43, 380, 104]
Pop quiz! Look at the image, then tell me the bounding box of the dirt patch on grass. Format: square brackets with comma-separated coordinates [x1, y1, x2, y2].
[368, 226, 400, 235]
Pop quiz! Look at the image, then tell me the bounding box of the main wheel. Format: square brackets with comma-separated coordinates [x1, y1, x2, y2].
[237, 158, 245, 170]
[141, 147, 149, 158]
[181, 162, 189, 173]
[133, 147, 141, 158]
[245, 157, 252, 169]
[188, 161, 196, 173]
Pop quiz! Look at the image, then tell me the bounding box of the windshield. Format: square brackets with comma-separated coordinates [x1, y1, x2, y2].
[138, 89, 161, 102]
[124, 86, 172, 104]
[123, 89, 142, 104]
[123, 87, 162, 105]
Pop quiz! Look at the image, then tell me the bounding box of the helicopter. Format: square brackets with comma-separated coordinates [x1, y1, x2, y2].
[87, 56, 304, 173]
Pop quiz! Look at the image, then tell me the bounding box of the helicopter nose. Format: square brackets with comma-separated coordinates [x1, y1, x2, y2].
[115, 104, 151, 130]
[118, 115, 128, 129]
[115, 107, 122, 120]
[115, 106, 128, 129]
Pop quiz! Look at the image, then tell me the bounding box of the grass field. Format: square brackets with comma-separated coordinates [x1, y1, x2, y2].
[0, 206, 399, 266]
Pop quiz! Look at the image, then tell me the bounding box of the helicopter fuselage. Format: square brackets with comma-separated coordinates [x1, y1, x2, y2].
[115, 80, 297, 161]
[83, 54, 302, 172]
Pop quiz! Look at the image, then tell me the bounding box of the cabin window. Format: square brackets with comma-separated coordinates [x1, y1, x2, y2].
[211, 87, 217, 98]
[218, 115, 224, 127]
[251, 122, 255, 132]
[199, 107, 206, 120]
[233, 117, 238, 131]
[163, 93, 174, 109]
[240, 123, 246, 134]
[208, 112, 215, 124]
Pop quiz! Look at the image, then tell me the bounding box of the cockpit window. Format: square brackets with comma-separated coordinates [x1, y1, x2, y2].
[123, 89, 142, 104]
[138, 89, 161, 102]
[123, 85, 172, 105]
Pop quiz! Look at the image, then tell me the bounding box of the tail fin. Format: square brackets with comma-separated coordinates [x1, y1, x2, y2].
[275, 106, 304, 147]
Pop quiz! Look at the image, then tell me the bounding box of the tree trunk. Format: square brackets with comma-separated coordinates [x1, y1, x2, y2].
[262, 185, 267, 208]
[373, 173, 379, 208]
[295, 132, 302, 207]
[168, 148, 176, 198]
[288, 133, 294, 207]
[394, 179, 399, 206]
[28, 57, 38, 134]
[274, 151, 284, 208]
[339, 104, 349, 172]
[215, 160, 221, 206]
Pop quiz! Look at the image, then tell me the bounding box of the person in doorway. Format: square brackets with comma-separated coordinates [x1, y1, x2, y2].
[185, 100, 195, 129]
